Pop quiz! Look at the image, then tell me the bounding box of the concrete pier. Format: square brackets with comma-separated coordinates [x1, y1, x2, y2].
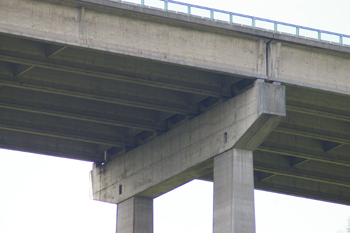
[214, 149, 255, 233]
[117, 196, 153, 233]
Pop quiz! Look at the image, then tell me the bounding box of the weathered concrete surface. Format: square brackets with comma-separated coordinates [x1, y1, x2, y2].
[2, 0, 350, 96]
[214, 149, 255, 233]
[91, 81, 285, 204]
[268, 42, 350, 93]
[234, 81, 285, 150]
[0, 0, 267, 79]
[117, 196, 153, 233]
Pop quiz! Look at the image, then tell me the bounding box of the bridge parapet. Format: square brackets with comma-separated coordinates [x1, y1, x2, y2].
[111, 0, 350, 46]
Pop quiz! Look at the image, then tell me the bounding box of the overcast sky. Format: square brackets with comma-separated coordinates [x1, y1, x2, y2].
[1, 0, 350, 233]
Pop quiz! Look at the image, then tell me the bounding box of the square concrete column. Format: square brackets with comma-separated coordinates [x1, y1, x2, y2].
[117, 196, 153, 233]
[213, 149, 255, 233]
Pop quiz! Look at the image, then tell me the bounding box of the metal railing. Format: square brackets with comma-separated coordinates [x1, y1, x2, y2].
[113, 0, 350, 46]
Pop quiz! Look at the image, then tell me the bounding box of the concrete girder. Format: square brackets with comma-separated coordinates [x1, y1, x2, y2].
[10, 42, 67, 77]
[0, 102, 164, 132]
[255, 175, 350, 205]
[45, 44, 67, 57]
[255, 171, 276, 182]
[286, 103, 350, 123]
[0, 86, 164, 132]
[0, 70, 197, 115]
[323, 141, 343, 152]
[0, 33, 231, 97]
[257, 145, 350, 167]
[285, 85, 350, 116]
[0, 35, 65, 76]
[0, 129, 102, 161]
[0, 91, 165, 132]
[254, 151, 350, 188]
[254, 165, 350, 188]
[91, 80, 286, 204]
[13, 64, 34, 77]
[0, 52, 227, 97]
[275, 124, 350, 145]
[275, 111, 350, 145]
[0, 109, 131, 147]
[0, 122, 126, 147]
[258, 132, 350, 166]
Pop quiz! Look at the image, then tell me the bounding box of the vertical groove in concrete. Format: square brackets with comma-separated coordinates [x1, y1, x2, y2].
[117, 196, 153, 233]
[213, 149, 255, 233]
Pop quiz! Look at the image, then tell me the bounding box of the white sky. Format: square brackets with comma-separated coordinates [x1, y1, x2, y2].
[1, 0, 350, 232]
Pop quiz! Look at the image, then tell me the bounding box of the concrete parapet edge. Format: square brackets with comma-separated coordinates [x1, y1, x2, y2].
[74, 0, 350, 54]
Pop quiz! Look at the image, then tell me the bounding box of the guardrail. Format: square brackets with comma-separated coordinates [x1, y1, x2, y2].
[114, 0, 350, 46]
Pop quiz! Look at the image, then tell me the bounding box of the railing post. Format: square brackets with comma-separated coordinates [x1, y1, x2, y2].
[339, 35, 343, 46]
[318, 30, 321, 41]
[252, 17, 255, 29]
[164, 0, 168, 12]
[210, 10, 214, 21]
[229, 13, 233, 24]
[296, 26, 299, 38]
[187, 5, 191, 16]
[141, 0, 144, 7]
[274, 22, 277, 33]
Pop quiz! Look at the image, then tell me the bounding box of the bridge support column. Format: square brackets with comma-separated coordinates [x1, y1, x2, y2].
[117, 196, 153, 233]
[91, 80, 286, 232]
[214, 149, 255, 233]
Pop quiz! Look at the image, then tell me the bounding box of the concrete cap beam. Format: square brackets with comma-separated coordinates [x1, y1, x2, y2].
[91, 80, 286, 204]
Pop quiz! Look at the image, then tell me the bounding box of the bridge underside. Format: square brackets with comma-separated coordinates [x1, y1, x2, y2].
[1, 0, 350, 210]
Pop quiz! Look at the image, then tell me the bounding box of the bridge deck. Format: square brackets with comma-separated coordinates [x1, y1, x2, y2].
[1, 0, 350, 205]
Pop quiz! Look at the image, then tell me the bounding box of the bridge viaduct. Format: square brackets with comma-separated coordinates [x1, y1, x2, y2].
[1, 0, 350, 232]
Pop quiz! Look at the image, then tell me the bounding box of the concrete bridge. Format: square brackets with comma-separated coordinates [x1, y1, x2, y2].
[1, 0, 350, 232]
